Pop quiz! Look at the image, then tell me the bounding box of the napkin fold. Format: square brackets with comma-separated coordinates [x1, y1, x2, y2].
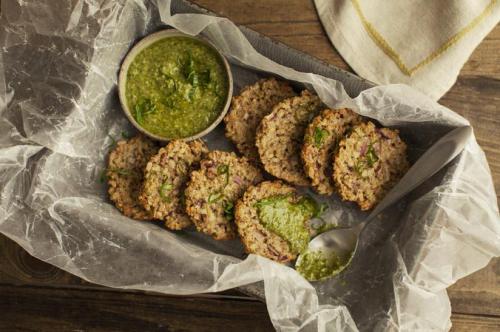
[314, 0, 500, 100]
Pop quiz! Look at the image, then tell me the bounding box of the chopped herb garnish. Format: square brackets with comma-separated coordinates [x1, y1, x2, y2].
[313, 127, 329, 148]
[365, 143, 379, 167]
[208, 191, 224, 204]
[187, 86, 196, 101]
[98, 169, 107, 183]
[315, 203, 328, 218]
[200, 69, 211, 85]
[188, 71, 198, 87]
[134, 99, 157, 125]
[159, 181, 174, 202]
[107, 134, 117, 147]
[116, 169, 130, 176]
[182, 51, 211, 89]
[354, 160, 365, 176]
[354, 142, 379, 176]
[217, 164, 229, 175]
[182, 52, 195, 81]
[223, 200, 234, 221]
[104, 134, 118, 150]
[206, 165, 231, 205]
[108, 168, 131, 176]
[135, 104, 143, 124]
[217, 164, 230, 187]
[121, 131, 132, 139]
[110, 168, 130, 175]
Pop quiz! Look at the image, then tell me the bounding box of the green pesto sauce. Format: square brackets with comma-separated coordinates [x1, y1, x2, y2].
[295, 250, 352, 281]
[126, 37, 229, 139]
[255, 195, 319, 254]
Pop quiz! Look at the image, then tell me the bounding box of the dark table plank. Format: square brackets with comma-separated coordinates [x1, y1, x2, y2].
[0, 285, 273, 332]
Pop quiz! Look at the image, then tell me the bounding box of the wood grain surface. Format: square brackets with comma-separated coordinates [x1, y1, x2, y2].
[1, 0, 499, 331]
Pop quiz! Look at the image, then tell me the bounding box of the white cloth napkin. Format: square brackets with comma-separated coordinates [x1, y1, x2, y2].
[314, 0, 500, 100]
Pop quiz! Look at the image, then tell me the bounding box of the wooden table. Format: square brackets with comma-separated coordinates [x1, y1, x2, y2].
[1, 1, 498, 331]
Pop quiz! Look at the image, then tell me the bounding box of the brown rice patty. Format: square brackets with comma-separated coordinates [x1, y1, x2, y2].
[333, 121, 409, 210]
[185, 151, 263, 240]
[107, 135, 158, 220]
[301, 108, 363, 195]
[256, 90, 323, 186]
[138, 140, 208, 230]
[224, 78, 296, 160]
[235, 181, 299, 263]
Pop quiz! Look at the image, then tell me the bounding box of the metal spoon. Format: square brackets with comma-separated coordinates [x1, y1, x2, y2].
[297, 126, 473, 276]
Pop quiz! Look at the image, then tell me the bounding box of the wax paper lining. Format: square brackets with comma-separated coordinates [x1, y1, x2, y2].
[0, 0, 499, 331]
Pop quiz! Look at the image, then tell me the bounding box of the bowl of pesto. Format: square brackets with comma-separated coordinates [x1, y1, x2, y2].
[118, 29, 233, 141]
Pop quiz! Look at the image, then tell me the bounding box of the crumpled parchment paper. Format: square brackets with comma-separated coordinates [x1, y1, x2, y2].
[0, 0, 499, 331]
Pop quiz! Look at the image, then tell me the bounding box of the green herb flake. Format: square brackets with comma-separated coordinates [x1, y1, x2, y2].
[217, 164, 229, 175]
[98, 169, 107, 183]
[315, 203, 328, 218]
[121, 131, 132, 139]
[134, 99, 157, 125]
[217, 164, 230, 187]
[135, 104, 144, 124]
[208, 191, 224, 204]
[183, 52, 211, 89]
[313, 127, 329, 148]
[107, 134, 117, 147]
[223, 200, 234, 221]
[188, 71, 198, 87]
[182, 52, 195, 81]
[365, 143, 379, 167]
[186, 86, 196, 102]
[354, 160, 365, 176]
[108, 168, 131, 176]
[354, 142, 379, 176]
[197, 69, 211, 87]
[159, 181, 174, 202]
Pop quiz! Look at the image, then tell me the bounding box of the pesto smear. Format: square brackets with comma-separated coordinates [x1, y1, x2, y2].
[255, 194, 320, 254]
[255, 193, 352, 281]
[126, 37, 229, 139]
[295, 250, 352, 281]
